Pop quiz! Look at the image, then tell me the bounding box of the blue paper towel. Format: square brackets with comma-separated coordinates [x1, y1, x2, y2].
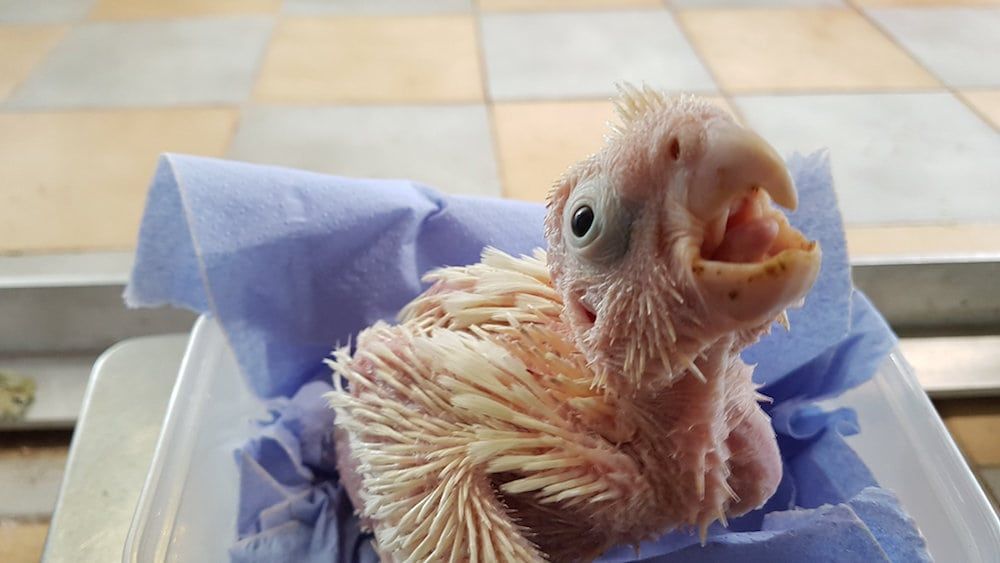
[126, 152, 927, 562]
[127, 155, 544, 398]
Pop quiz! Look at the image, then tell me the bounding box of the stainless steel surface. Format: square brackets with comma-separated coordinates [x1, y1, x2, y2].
[42, 334, 186, 563]
[2, 252, 998, 402]
[852, 255, 1000, 333]
[0, 251, 132, 288]
[0, 285, 195, 355]
[899, 336, 1000, 399]
[4, 253, 998, 354]
[0, 252, 195, 355]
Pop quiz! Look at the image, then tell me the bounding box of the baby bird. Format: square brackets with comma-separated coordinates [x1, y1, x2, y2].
[327, 85, 822, 562]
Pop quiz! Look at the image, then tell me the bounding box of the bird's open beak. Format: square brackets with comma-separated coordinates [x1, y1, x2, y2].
[687, 120, 821, 326]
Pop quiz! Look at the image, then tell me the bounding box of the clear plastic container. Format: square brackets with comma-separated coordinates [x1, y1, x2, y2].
[124, 316, 1000, 562]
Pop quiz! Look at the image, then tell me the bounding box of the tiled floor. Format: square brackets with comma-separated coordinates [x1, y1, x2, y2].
[89, 0, 281, 20]
[284, 0, 474, 14]
[0, 518, 51, 563]
[736, 93, 1000, 223]
[869, 7, 1000, 87]
[0, 431, 72, 563]
[678, 8, 939, 91]
[7, 17, 274, 108]
[0, 109, 238, 252]
[0, 0, 95, 24]
[0, 0, 997, 255]
[0, 26, 68, 100]
[481, 11, 716, 99]
[228, 105, 502, 195]
[256, 16, 484, 103]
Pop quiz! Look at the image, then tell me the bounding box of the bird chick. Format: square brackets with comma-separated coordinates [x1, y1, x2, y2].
[327, 85, 822, 562]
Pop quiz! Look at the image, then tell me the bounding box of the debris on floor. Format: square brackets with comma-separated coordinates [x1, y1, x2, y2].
[0, 371, 36, 422]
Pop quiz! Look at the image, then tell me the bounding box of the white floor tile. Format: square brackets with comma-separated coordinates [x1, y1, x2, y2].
[736, 93, 1000, 224]
[7, 17, 273, 108]
[228, 105, 503, 197]
[481, 11, 716, 100]
[0, 0, 93, 23]
[869, 8, 1000, 88]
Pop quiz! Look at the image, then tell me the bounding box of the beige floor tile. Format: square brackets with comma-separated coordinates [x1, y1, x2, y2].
[678, 8, 939, 92]
[960, 90, 1000, 128]
[0, 109, 238, 254]
[0, 26, 67, 101]
[0, 519, 49, 563]
[846, 224, 1000, 257]
[493, 96, 735, 201]
[493, 100, 614, 201]
[90, 0, 280, 20]
[255, 16, 483, 103]
[479, 0, 662, 10]
[937, 398, 1000, 466]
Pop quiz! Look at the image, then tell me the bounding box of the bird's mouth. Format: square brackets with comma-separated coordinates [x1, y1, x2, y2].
[692, 183, 821, 325]
[682, 118, 822, 324]
[699, 186, 815, 266]
[571, 289, 598, 330]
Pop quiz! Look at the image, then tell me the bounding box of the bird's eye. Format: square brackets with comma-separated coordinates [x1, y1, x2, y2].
[563, 187, 630, 262]
[572, 205, 595, 238]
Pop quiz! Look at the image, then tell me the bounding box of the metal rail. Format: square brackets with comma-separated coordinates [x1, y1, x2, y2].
[1, 253, 998, 398]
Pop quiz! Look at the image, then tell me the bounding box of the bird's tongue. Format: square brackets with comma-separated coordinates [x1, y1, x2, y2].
[711, 216, 779, 263]
[702, 190, 781, 263]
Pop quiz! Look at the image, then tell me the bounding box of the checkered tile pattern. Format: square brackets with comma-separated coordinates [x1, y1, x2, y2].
[2, 0, 999, 254]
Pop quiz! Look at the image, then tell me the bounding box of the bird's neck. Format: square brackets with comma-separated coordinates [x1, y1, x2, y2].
[626, 336, 755, 450]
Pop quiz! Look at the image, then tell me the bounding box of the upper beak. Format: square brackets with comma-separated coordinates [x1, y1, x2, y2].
[687, 119, 797, 222]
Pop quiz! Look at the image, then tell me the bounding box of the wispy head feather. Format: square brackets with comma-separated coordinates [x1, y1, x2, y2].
[612, 82, 668, 128]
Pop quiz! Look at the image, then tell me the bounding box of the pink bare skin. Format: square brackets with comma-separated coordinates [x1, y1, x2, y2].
[328, 87, 822, 562]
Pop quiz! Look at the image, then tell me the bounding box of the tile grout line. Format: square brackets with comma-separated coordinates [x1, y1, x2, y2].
[668, 0, 998, 135]
[221, 10, 283, 157]
[1, 12, 281, 110]
[19, 89, 972, 113]
[5, 4, 996, 229]
[844, 0, 1000, 134]
[472, 2, 512, 199]
[0, 24, 72, 108]
[0, 12, 271, 151]
[660, 0, 748, 124]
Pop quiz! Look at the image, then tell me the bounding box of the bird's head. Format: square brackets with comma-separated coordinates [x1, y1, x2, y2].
[545, 85, 821, 392]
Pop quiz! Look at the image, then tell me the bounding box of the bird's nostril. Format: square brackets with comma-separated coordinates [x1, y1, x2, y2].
[668, 137, 681, 161]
